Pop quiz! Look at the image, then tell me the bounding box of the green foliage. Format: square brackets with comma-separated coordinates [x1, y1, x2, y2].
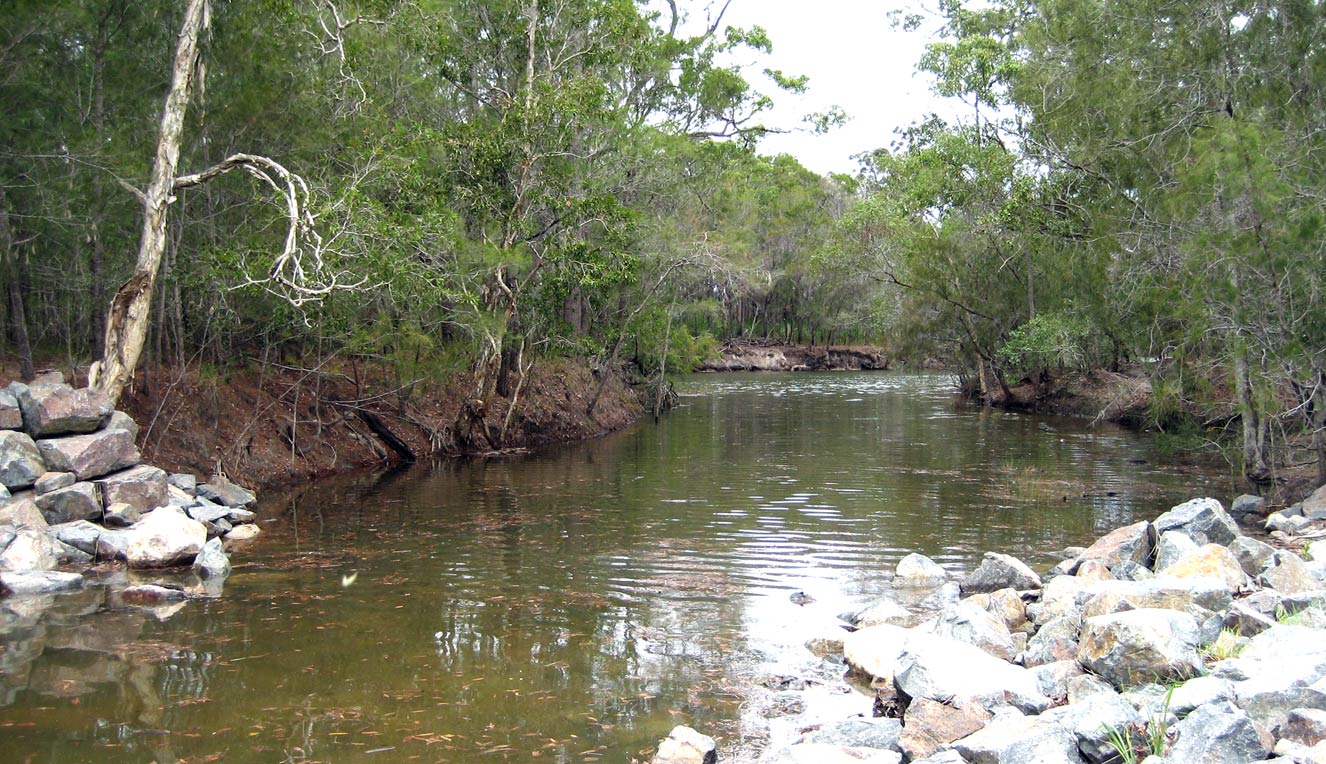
[997, 313, 1093, 377]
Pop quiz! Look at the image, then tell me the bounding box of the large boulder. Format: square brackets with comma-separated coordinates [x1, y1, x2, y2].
[35, 428, 139, 481]
[33, 471, 74, 494]
[846, 594, 919, 628]
[1169, 675, 1236, 717]
[800, 717, 902, 752]
[124, 506, 207, 568]
[893, 553, 949, 588]
[1283, 708, 1326, 747]
[1077, 609, 1202, 689]
[1158, 543, 1247, 591]
[197, 474, 256, 508]
[899, 698, 992, 761]
[951, 711, 1086, 764]
[34, 481, 102, 524]
[961, 552, 1042, 594]
[931, 599, 1017, 661]
[1153, 530, 1199, 572]
[1030, 660, 1086, 699]
[895, 634, 1050, 713]
[15, 383, 112, 437]
[0, 527, 59, 572]
[1167, 701, 1269, 763]
[1230, 535, 1277, 578]
[1260, 550, 1318, 595]
[844, 624, 913, 683]
[1304, 485, 1326, 521]
[1230, 493, 1268, 521]
[1080, 577, 1233, 622]
[96, 464, 168, 515]
[1023, 615, 1082, 668]
[0, 570, 84, 594]
[1042, 688, 1142, 764]
[964, 588, 1029, 633]
[1078, 521, 1155, 569]
[192, 537, 231, 578]
[0, 388, 21, 430]
[0, 430, 44, 490]
[52, 520, 103, 555]
[652, 725, 716, 764]
[1153, 498, 1239, 547]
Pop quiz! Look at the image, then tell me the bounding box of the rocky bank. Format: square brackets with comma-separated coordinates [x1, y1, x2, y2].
[653, 488, 1326, 764]
[698, 342, 888, 373]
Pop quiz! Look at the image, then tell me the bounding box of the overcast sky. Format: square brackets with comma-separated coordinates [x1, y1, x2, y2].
[714, 0, 965, 175]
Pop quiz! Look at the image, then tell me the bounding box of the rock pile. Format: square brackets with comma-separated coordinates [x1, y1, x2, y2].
[0, 374, 260, 596]
[690, 494, 1326, 764]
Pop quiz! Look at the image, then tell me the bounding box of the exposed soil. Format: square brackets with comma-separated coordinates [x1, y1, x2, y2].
[3, 357, 644, 492]
[991, 367, 1155, 426]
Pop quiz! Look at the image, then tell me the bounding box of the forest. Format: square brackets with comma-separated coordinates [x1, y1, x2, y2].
[2, 0, 1324, 487]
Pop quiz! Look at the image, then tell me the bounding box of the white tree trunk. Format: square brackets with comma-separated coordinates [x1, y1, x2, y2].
[91, 0, 208, 404]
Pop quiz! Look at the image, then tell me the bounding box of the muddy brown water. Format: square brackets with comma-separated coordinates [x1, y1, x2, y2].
[0, 372, 1228, 763]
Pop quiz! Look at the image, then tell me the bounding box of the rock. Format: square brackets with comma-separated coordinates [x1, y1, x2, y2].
[1274, 739, 1326, 763]
[1154, 498, 1239, 547]
[106, 410, 139, 441]
[102, 501, 141, 528]
[652, 725, 716, 764]
[1230, 535, 1276, 578]
[1232, 677, 1326, 734]
[1167, 700, 1268, 763]
[94, 528, 132, 561]
[1067, 673, 1116, 704]
[197, 474, 256, 508]
[908, 753, 967, 764]
[931, 600, 1017, 661]
[187, 501, 235, 536]
[124, 506, 207, 568]
[224, 523, 261, 543]
[192, 537, 231, 578]
[0, 389, 21, 430]
[1109, 560, 1155, 581]
[1043, 688, 1142, 764]
[1223, 600, 1278, 637]
[1158, 543, 1247, 591]
[1079, 521, 1156, 569]
[35, 428, 139, 481]
[847, 594, 918, 628]
[0, 430, 44, 489]
[32, 471, 75, 495]
[1030, 660, 1085, 699]
[1023, 615, 1081, 668]
[951, 710, 1086, 764]
[893, 553, 949, 587]
[1077, 609, 1203, 689]
[118, 584, 188, 605]
[965, 588, 1029, 633]
[0, 528, 59, 572]
[1268, 512, 1314, 535]
[1169, 675, 1235, 717]
[0, 570, 84, 594]
[0, 496, 47, 529]
[1153, 531, 1199, 572]
[1079, 577, 1233, 621]
[1075, 559, 1113, 581]
[768, 744, 901, 764]
[961, 552, 1041, 594]
[761, 674, 813, 691]
[167, 472, 197, 495]
[806, 630, 846, 657]
[1231, 493, 1268, 521]
[1283, 708, 1326, 747]
[844, 624, 912, 683]
[1305, 486, 1326, 521]
[899, 697, 992, 761]
[765, 691, 804, 717]
[1261, 550, 1319, 595]
[34, 481, 101, 524]
[15, 383, 112, 437]
[96, 464, 168, 514]
[801, 717, 902, 751]
[52, 520, 102, 555]
[0, 483, 9, 504]
[223, 506, 256, 523]
[895, 633, 1050, 713]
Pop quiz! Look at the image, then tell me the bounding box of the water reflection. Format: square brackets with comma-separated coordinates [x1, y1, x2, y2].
[0, 372, 1224, 763]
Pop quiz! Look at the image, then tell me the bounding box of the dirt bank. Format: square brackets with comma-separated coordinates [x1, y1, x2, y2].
[3, 358, 644, 492]
[698, 340, 888, 372]
[989, 367, 1155, 426]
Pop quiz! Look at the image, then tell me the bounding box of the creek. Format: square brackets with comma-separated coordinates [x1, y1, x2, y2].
[0, 372, 1225, 763]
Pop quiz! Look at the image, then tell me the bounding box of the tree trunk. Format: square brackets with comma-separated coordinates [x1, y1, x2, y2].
[91, 0, 208, 405]
[0, 189, 34, 382]
[1235, 350, 1270, 483]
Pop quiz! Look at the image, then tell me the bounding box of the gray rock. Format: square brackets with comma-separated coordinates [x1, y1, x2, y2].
[1158, 543, 1247, 591]
[899, 697, 992, 761]
[0, 483, 9, 504]
[54, 539, 93, 564]
[0, 528, 59, 572]
[96, 464, 168, 514]
[801, 717, 902, 751]
[34, 481, 101, 524]
[197, 474, 256, 508]
[768, 744, 901, 764]
[1305, 486, 1326, 521]
[0, 389, 21, 430]
[36, 428, 139, 481]
[1223, 600, 1277, 637]
[909, 753, 968, 764]
[895, 634, 1050, 713]
[1153, 498, 1239, 547]
[1231, 493, 1268, 521]
[893, 552, 950, 588]
[1233, 677, 1326, 734]
[106, 409, 139, 441]
[961, 552, 1041, 594]
[1153, 531, 1199, 572]
[1024, 615, 1082, 668]
[0, 496, 47, 530]
[15, 383, 112, 437]
[1109, 560, 1155, 581]
[844, 624, 913, 683]
[1079, 577, 1233, 621]
[1230, 535, 1276, 578]
[652, 725, 716, 764]
[952, 711, 1085, 764]
[1267, 512, 1314, 535]
[32, 471, 75, 495]
[1077, 609, 1202, 689]
[965, 588, 1029, 633]
[931, 600, 1017, 661]
[167, 472, 197, 495]
[192, 537, 231, 578]
[1261, 550, 1318, 595]
[1043, 688, 1141, 763]
[94, 528, 132, 561]
[0, 430, 44, 489]
[102, 501, 141, 528]
[1283, 708, 1326, 747]
[124, 506, 207, 568]
[223, 523, 261, 543]
[53, 520, 103, 554]
[1272, 739, 1326, 763]
[223, 506, 256, 524]
[1169, 675, 1235, 717]
[847, 594, 919, 628]
[1079, 521, 1156, 569]
[1067, 673, 1116, 704]
[1030, 660, 1085, 699]
[0, 570, 84, 594]
[1167, 700, 1268, 763]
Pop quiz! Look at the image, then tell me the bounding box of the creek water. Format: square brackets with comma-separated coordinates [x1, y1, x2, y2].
[0, 372, 1226, 763]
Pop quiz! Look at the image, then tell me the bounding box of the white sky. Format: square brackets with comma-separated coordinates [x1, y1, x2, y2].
[716, 0, 966, 175]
